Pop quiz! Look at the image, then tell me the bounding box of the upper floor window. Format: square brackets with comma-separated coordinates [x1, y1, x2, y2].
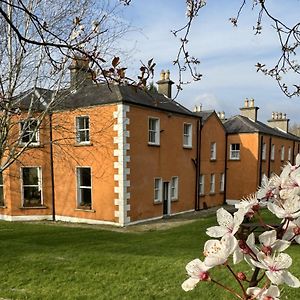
[171, 176, 178, 201]
[183, 123, 192, 148]
[210, 142, 217, 160]
[210, 174, 215, 193]
[148, 118, 160, 145]
[288, 147, 292, 161]
[20, 120, 39, 145]
[271, 144, 275, 161]
[281, 145, 285, 161]
[199, 174, 205, 195]
[0, 172, 4, 206]
[22, 167, 42, 207]
[262, 142, 266, 160]
[154, 177, 162, 202]
[76, 116, 90, 144]
[229, 143, 240, 160]
[220, 173, 225, 192]
[77, 167, 92, 209]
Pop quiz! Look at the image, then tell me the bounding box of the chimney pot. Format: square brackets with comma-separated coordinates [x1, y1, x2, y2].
[165, 70, 170, 80]
[272, 112, 275, 119]
[244, 98, 249, 108]
[221, 111, 225, 119]
[250, 98, 254, 107]
[160, 70, 165, 80]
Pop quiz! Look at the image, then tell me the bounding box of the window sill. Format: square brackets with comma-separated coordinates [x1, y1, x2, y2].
[74, 142, 93, 147]
[209, 192, 216, 196]
[183, 145, 192, 149]
[148, 143, 160, 147]
[0, 205, 7, 208]
[20, 205, 48, 209]
[75, 208, 95, 213]
[153, 200, 162, 205]
[210, 158, 217, 162]
[199, 194, 205, 197]
[19, 143, 43, 148]
[171, 198, 178, 202]
[229, 158, 240, 161]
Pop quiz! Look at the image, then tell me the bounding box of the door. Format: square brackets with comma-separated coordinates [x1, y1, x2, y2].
[163, 182, 170, 216]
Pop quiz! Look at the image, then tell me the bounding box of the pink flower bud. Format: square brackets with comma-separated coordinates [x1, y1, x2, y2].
[237, 272, 246, 281]
[293, 226, 300, 236]
[263, 296, 273, 300]
[261, 245, 272, 256]
[199, 271, 210, 281]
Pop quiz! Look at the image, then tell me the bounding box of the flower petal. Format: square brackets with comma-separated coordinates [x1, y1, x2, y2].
[181, 277, 200, 291]
[282, 270, 300, 288]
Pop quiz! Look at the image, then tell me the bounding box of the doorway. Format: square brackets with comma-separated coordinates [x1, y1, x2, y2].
[163, 182, 170, 216]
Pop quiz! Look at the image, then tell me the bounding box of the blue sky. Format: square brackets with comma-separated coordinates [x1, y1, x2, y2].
[118, 0, 300, 123]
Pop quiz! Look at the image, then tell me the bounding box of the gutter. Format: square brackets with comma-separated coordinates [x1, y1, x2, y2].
[223, 131, 228, 205]
[267, 137, 272, 177]
[258, 135, 263, 186]
[194, 117, 202, 211]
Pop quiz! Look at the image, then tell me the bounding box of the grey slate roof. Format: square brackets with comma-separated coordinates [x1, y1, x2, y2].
[224, 115, 300, 141]
[18, 84, 196, 117]
[193, 110, 214, 125]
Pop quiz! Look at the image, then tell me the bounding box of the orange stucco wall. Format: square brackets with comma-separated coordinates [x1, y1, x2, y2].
[226, 133, 259, 200]
[199, 114, 226, 208]
[127, 105, 198, 222]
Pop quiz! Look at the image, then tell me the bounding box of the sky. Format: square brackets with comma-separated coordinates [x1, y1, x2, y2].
[115, 0, 300, 124]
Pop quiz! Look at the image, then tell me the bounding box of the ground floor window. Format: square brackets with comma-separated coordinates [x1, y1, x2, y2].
[154, 178, 162, 203]
[199, 174, 205, 195]
[77, 167, 92, 209]
[170, 176, 178, 201]
[22, 167, 42, 207]
[0, 172, 4, 206]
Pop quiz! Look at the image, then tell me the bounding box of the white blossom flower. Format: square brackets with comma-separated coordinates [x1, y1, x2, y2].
[258, 230, 290, 255]
[233, 232, 258, 265]
[257, 174, 281, 203]
[283, 217, 300, 244]
[250, 252, 300, 287]
[235, 193, 260, 217]
[206, 207, 244, 238]
[268, 195, 300, 219]
[246, 285, 280, 300]
[181, 259, 210, 291]
[203, 235, 237, 268]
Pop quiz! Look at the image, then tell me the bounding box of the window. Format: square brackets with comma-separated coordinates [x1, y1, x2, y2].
[199, 175, 205, 195]
[230, 143, 240, 160]
[288, 147, 292, 161]
[281, 146, 285, 161]
[0, 172, 4, 206]
[183, 123, 192, 148]
[262, 143, 266, 160]
[148, 118, 160, 145]
[76, 116, 90, 144]
[20, 120, 39, 145]
[220, 173, 225, 192]
[210, 142, 217, 160]
[22, 167, 42, 207]
[154, 178, 162, 202]
[210, 174, 215, 193]
[170, 177, 178, 201]
[77, 167, 92, 209]
[271, 144, 275, 161]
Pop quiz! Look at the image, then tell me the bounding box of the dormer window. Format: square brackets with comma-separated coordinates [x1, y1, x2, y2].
[76, 116, 90, 144]
[183, 123, 192, 148]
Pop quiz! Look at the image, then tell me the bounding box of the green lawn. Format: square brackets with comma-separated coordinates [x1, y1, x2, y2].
[0, 215, 299, 300]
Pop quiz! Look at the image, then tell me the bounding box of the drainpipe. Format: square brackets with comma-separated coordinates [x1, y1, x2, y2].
[194, 118, 202, 211]
[292, 141, 295, 164]
[49, 113, 56, 221]
[258, 135, 263, 186]
[223, 132, 228, 205]
[267, 137, 272, 177]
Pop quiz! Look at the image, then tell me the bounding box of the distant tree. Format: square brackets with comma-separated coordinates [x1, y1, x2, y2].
[289, 122, 300, 137]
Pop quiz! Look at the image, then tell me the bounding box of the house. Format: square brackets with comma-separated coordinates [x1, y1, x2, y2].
[224, 99, 300, 203]
[0, 67, 202, 226]
[193, 107, 227, 209]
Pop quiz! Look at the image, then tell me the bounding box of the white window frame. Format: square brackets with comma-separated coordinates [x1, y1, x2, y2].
[76, 116, 90, 144]
[170, 176, 178, 201]
[148, 117, 160, 145]
[220, 173, 225, 192]
[281, 145, 285, 161]
[210, 142, 217, 160]
[20, 119, 40, 146]
[0, 172, 4, 206]
[262, 142, 266, 160]
[183, 123, 192, 148]
[199, 174, 205, 195]
[229, 143, 240, 160]
[76, 167, 92, 209]
[154, 177, 162, 203]
[271, 144, 275, 161]
[21, 167, 43, 207]
[288, 147, 292, 161]
[210, 174, 215, 193]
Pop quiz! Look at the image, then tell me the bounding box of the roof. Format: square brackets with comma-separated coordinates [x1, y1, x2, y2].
[18, 84, 196, 117]
[193, 110, 214, 125]
[224, 115, 300, 141]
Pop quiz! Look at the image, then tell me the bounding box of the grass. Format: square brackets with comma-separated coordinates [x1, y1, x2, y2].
[0, 213, 299, 300]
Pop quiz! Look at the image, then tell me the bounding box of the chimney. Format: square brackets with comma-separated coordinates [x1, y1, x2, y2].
[69, 56, 94, 89]
[156, 69, 174, 98]
[267, 111, 290, 132]
[239, 98, 259, 122]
